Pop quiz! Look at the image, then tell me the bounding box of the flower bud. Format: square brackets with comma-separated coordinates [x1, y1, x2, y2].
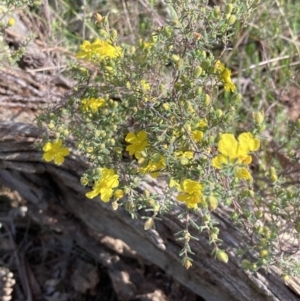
[163, 103, 170, 110]
[183, 258, 192, 269]
[80, 177, 88, 186]
[95, 13, 103, 23]
[7, 18, 15, 27]
[254, 111, 264, 125]
[204, 94, 211, 106]
[47, 122, 55, 130]
[195, 87, 202, 96]
[263, 226, 271, 238]
[193, 66, 203, 78]
[99, 130, 106, 138]
[99, 29, 108, 38]
[207, 195, 218, 210]
[259, 249, 268, 258]
[282, 274, 290, 282]
[114, 189, 124, 199]
[216, 109, 223, 118]
[269, 167, 278, 183]
[225, 4, 233, 15]
[172, 54, 180, 63]
[110, 29, 118, 40]
[216, 249, 229, 263]
[228, 15, 237, 25]
[201, 59, 210, 70]
[213, 6, 221, 18]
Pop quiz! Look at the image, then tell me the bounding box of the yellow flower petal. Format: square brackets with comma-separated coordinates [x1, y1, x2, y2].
[235, 167, 252, 180]
[240, 155, 252, 165]
[137, 131, 147, 141]
[177, 193, 200, 209]
[86, 190, 99, 199]
[253, 138, 260, 151]
[182, 179, 202, 194]
[212, 154, 229, 169]
[43, 142, 52, 152]
[54, 155, 65, 165]
[43, 152, 54, 162]
[101, 189, 113, 202]
[60, 148, 70, 156]
[218, 134, 238, 158]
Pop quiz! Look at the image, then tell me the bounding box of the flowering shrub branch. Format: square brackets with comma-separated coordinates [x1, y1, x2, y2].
[36, 0, 300, 278]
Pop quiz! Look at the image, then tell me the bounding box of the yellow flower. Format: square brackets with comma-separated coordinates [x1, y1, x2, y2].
[43, 139, 70, 165]
[140, 80, 151, 92]
[212, 132, 260, 169]
[125, 131, 149, 159]
[192, 130, 204, 142]
[76, 39, 122, 62]
[86, 168, 119, 202]
[140, 155, 166, 178]
[177, 179, 203, 209]
[81, 97, 106, 113]
[214, 60, 236, 92]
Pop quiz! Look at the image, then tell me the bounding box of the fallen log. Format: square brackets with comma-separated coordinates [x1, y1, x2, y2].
[0, 121, 299, 301]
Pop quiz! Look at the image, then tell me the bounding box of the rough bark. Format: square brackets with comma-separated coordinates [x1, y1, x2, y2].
[0, 122, 299, 301]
